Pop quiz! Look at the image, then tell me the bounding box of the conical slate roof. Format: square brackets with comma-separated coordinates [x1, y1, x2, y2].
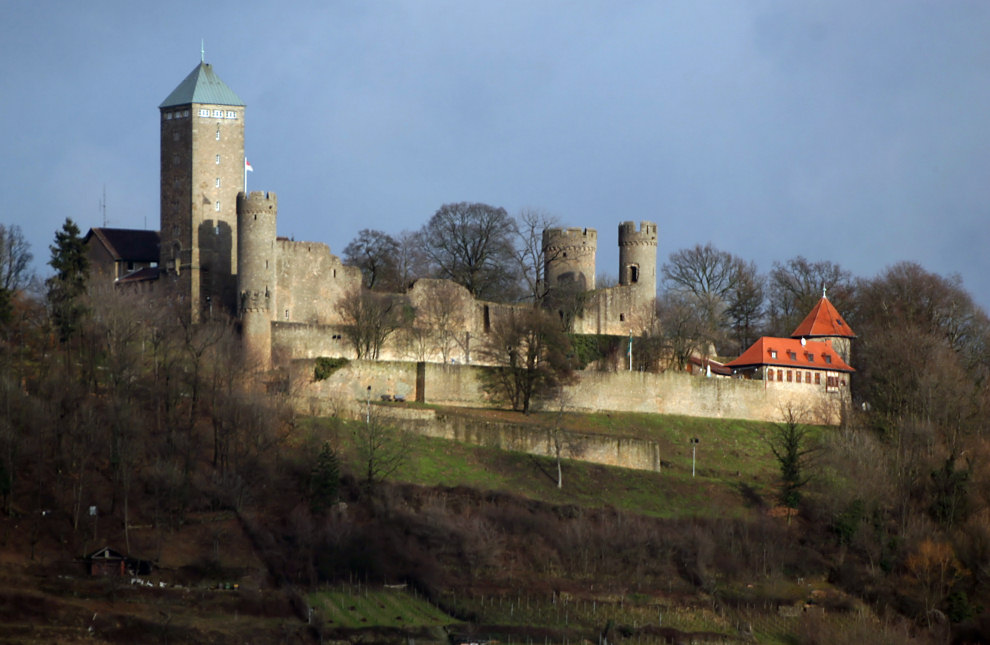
[791, 296, 856, 339]
[159, 62, 244, 108]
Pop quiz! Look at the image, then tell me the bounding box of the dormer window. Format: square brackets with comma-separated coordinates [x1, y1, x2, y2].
[788, 350, 797, 360]
[770, 350, 777, 359]
[824, 354, 832, 364]
[807, 354, 814, 363]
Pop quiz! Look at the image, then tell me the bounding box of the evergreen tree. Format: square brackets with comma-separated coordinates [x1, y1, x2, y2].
[309, 441, 340, 514]
[46, 218, 89, 342]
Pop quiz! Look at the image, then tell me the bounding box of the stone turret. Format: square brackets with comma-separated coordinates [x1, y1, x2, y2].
[542, 227, 597, 292]
[618, 221, 658, 297]
[237, 191, 277, 369]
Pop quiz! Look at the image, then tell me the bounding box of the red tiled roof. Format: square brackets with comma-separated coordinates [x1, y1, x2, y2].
[791, 296, 856, 339]
[725, 336, 854, 373]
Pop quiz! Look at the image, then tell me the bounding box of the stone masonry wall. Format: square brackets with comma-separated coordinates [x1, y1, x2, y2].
[292, 359, 845, 426]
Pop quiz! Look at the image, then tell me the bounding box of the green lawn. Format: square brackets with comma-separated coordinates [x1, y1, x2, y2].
[307, 586, 458, 628]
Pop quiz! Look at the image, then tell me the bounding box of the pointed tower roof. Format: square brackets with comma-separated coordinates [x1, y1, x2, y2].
[791, 296, 856, 339]
[159, 62, 244, 109]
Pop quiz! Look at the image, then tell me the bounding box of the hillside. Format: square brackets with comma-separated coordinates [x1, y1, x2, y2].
[0, 404, 952, 644]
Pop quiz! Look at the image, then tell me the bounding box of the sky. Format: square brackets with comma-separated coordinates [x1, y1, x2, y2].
[2, 1, 989, 311]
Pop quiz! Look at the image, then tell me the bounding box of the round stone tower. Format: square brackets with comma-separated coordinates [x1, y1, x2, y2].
[618, 221, 658, 298]
[237, 191, 277, 369]
[542, 227, 597, 292]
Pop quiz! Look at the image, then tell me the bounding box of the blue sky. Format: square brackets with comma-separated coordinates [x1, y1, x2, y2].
[2, 1, 988, 311]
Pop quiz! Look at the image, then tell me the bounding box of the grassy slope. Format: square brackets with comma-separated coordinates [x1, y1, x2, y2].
[307, 408, 804, 519]
[299, 409, 851, 645]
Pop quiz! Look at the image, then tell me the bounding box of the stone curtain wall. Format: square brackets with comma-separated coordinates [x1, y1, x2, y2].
[293, 359, 845, 426]
[409, 411, 662, 472]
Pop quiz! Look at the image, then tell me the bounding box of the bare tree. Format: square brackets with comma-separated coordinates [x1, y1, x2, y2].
[851, 262, 989, 446]
[0, 223, 33, 324]
[339, 289, 411, 359]
[514, 208, 560, 305]
[663, 243, 760, 355]
[477, 308, 576, 413]
[724, 262, 766, 354]
[655, 290, 708, 370]
[353, 408, 408, 489]
[343, 229, 402, 291]
[419, 202, 521, 302]
[767, 256, 852, 335]
[395, 230, 431, 289]
[414, 281, 467, 362]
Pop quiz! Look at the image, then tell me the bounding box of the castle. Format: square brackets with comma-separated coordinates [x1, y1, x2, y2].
[83, 59, 853, 425]
[86, 60, 660, 370]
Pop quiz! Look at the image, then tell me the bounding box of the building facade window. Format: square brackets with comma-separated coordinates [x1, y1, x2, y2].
[215, 201, 220, 212]
[199, 108, 210, 117]
[215, 177, 221, 188]
[216, 126, 221, 141]
[213, 109, 222, 117]
[805, 372, 811, 383]
[815, 373, 821, 384]
[786, 370, 792, 382]
[225, 110, 236, 119]
[767, 368, 774, 380]
[215, 154, 220, 164]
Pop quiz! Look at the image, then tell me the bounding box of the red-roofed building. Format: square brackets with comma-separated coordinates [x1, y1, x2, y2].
[725, 295, 856, 404]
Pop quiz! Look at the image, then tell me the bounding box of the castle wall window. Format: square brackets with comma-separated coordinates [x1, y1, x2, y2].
[215, 201, 220, 212]
[216, 126, 221, 141]
[199, 108, 210, 117]
[225, 110, 236, 119]
[183, 109, 189, 117]
[213, 109, 222, 117]
[216, 177, 221, 187]
[284, 309, 289, 320]
[215, 154, 220, 164]
[165, 112, 173, 120]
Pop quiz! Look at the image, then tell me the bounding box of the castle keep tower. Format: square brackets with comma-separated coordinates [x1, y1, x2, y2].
[159, 61, 246, 322]
[618, 221, 658, 298]
[542, 227, 597, 292]
[237, 191, 277, 369]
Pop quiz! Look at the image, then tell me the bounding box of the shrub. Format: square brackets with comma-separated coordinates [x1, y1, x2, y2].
[314, 357, 349, 381]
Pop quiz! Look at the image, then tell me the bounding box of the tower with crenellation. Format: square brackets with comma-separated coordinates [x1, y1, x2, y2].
[159, 59, 246, 322]
[618, 221, 658, 301]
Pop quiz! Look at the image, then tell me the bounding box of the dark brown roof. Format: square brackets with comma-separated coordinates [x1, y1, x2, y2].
[85, 228, 160, 263]
[116, 266, 160, 283]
